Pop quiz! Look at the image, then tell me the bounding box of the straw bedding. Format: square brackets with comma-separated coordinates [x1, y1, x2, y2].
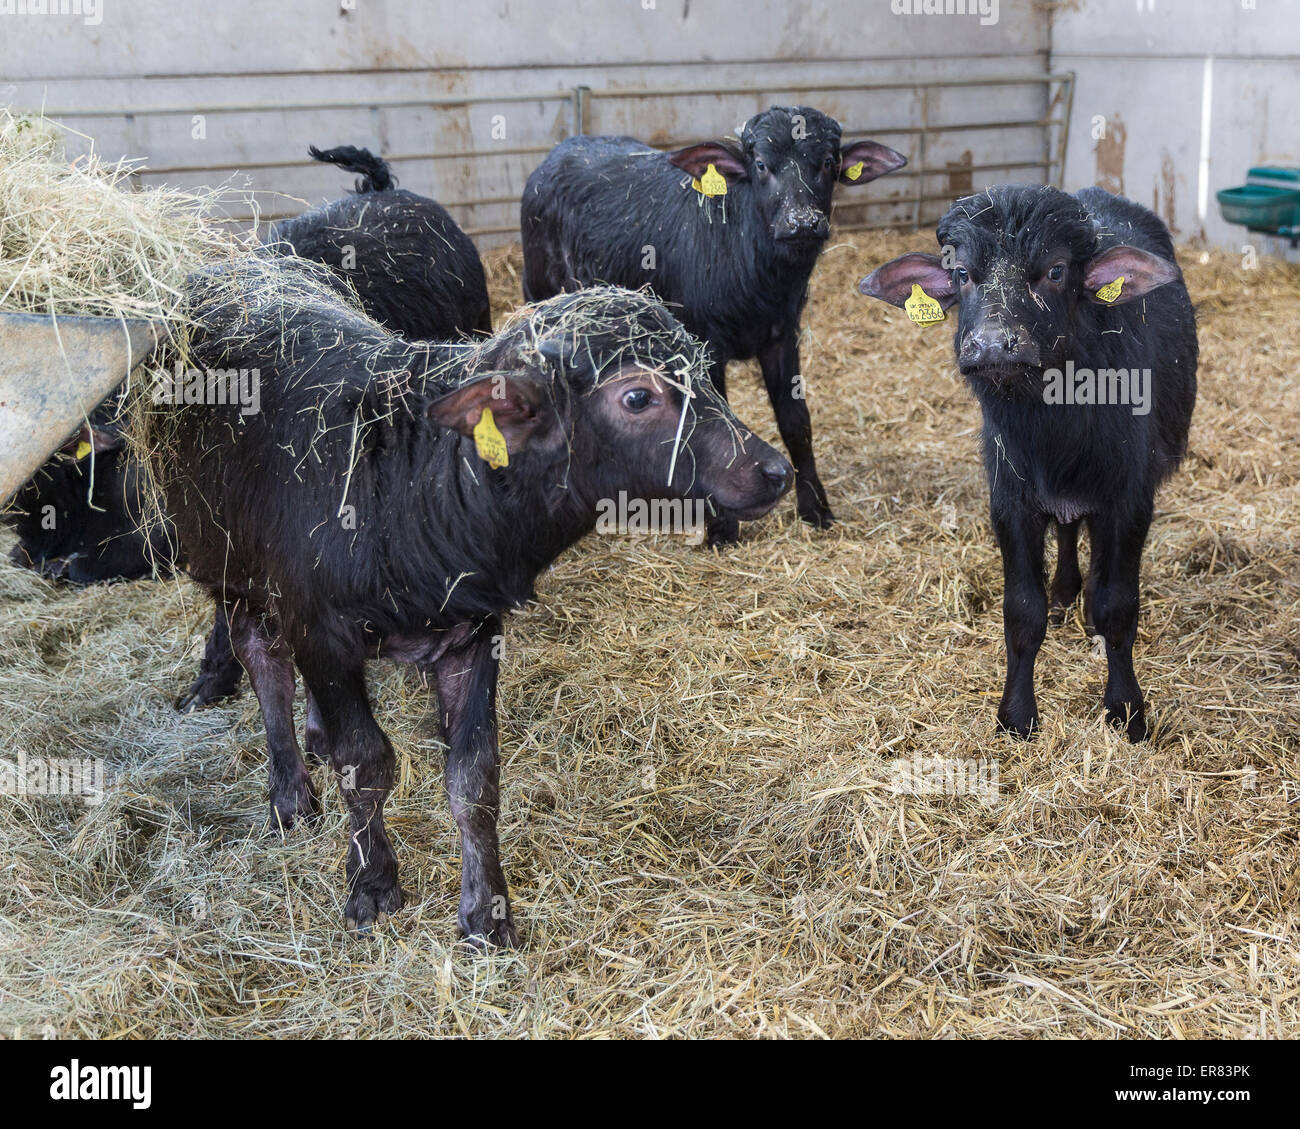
[1, 190, 1298, 1035]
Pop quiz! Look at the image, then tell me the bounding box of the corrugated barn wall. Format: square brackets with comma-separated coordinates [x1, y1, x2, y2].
[2, 0, 1294, 253]
[1053, 0, 1300, 259]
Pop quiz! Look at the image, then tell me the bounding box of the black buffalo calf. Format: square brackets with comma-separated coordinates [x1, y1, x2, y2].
[522, 105, 906, 543]
[860, 185, 1197, 741]
[3, 403, 175, 585]
[271, 144, 492, 339]
[177, 143, 494, 712]
[155, 260, 790, 943]
[6, 142, 489, 613]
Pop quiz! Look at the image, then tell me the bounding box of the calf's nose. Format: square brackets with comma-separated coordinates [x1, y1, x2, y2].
[760, 454, 793, 495]
[959, 326, 1036, 371]
[777, 209, 830, 241]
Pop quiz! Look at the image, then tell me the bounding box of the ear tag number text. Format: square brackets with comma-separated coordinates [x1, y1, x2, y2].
[692, 163, 728, 197]
[905, 283, 947, 326]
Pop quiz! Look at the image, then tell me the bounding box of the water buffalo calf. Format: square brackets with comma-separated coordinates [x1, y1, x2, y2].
[271, 144, 492, 339]
[522, 105, 906, 543]
[178, 143, 493, 712]
[154, 260, 790, 943]
[3, 405, 173, 584]
[860, 185, 1197, 741]
[6, 141, 490, 617]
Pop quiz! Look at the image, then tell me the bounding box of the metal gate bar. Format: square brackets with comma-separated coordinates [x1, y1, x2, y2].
[24, 71, 1074, 240]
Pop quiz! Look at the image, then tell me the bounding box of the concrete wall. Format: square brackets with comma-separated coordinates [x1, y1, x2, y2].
[3, 2, 1295, 253]
[1, 0, 1056, 245]
[1052, 0, 1300, 257]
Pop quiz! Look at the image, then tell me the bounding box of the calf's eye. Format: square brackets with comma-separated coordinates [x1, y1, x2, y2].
[955, 267, 970, 285]
[822, 156, 835, 171]
[754, 159, 767, 173]
[1048, 264, 1066, 283]
[622, 388, 654, 413]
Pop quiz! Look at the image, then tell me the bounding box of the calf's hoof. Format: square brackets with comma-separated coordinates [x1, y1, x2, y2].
[1106, 700, 1148, 743]
[1048, 589, 1081, 626]
[795, 479, 833, 530]
[996, 709, 1039, 741]
[706, 515, 741, 548]
[799, 506, 834, 530]
[459, 904, 519, 950]
[345, 880, 404, 935]
[269, 775, 320, 832]
[176, 674, 241, 712]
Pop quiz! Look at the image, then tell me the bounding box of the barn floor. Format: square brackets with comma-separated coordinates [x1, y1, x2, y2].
[1, 230, 1297, 1039]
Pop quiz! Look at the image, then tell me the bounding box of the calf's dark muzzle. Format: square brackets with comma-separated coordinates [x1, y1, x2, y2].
[774, 206, 831, 244]
[957, 309, 1043, 377]
[694, 429, 792, 522]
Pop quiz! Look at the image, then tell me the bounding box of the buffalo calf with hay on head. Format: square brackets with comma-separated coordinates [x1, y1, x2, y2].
[144, 261, 790, 944]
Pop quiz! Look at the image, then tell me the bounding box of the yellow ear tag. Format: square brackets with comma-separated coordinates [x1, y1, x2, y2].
[473, 407, 509, 469]
[1095, 276, 1124, 304]
[74, 440, 93, 460]
[692, 163, 728, 197]
[904, 283, 946, 326]
[844, 161, 865, 181]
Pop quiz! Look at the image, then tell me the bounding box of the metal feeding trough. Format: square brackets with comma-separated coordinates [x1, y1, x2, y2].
[0, 312, 164, 501]
[1216, 167, 1300, 246]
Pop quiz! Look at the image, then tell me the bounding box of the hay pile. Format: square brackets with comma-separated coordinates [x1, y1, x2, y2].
[1, 228, 1298, 1038]
[0, 111, 245, 322]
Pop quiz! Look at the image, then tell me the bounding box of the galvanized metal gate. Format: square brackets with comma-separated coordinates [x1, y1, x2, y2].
[33, 71, 1073, 242]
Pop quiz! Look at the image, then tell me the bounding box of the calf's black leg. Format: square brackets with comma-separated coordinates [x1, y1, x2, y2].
[296, 652, 402, 931]
[1087, 507, 1151, 742]
[303, 689, 329, 765]
[1048, 519, 1083, 624]
[702, 352, 742, 547]
[758, 331, 832, 531]
[427, 617, 517, 947]
[176, 604, 244, 711]
[993, 506, 1050, 739]
[226, 605, 318, 829]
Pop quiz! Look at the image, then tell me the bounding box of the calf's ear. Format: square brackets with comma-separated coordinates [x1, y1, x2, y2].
[428, 372, 554, 455]
[858, 253, 959, 309]
[60, 424, 122, 459]
[667, 142, 748, 183]
[1084, 245, 1180, 304]
[839, 140, 908, 185]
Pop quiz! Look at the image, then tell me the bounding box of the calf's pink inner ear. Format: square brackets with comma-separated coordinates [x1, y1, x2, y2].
[838, 140, 908, 185]
[858, 253, 958, 309]
[60, 425, 121, 456]
[667, 143, 748, 181]
[428, 374, 551, 452]
[1084, 245, 1180, 302]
